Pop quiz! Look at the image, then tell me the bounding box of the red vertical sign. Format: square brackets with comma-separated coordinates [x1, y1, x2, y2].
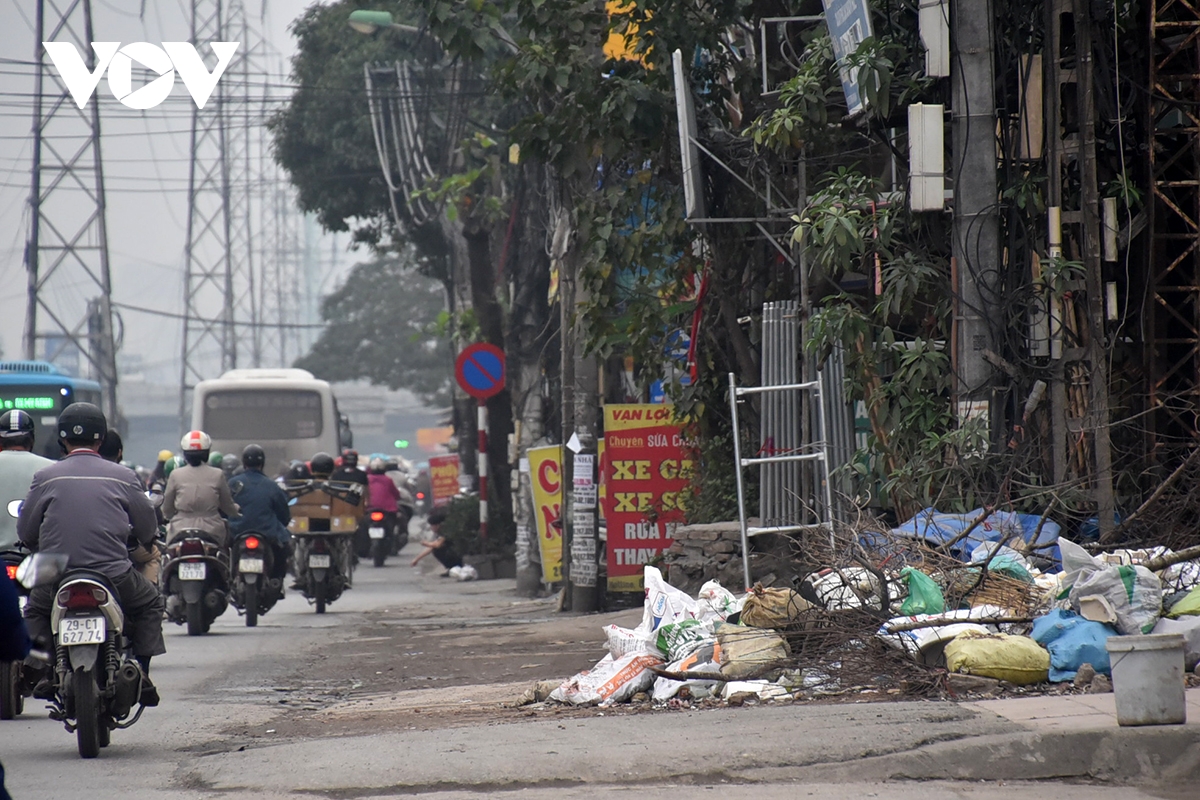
[603, 404, 691, 592]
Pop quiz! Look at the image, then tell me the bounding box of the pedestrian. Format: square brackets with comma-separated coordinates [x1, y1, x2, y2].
[410, 508, 462, 576]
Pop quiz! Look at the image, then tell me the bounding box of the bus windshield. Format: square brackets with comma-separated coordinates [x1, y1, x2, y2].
[202, 389, 324, 440]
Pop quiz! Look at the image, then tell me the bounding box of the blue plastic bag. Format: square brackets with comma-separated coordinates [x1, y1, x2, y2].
[1030, 609, 1118, 682]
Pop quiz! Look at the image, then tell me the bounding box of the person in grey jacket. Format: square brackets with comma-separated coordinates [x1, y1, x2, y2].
[162, 430, 239, 547]
[17, 403, 163, 705]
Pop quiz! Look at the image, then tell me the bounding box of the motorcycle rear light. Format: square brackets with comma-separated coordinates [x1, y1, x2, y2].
[5, 563, 16, 581]
[245, 536, 260, 550]
[180, 539, 205, 556]
[416, 492, 425, 500]
[370, 511, 385, 522]
[312, 538, 328, 554]
[57, 585, 106, 609]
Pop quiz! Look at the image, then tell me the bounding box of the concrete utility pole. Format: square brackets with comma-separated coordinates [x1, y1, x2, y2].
[950, 0, 1001, 434]
[555, 211, 599, 612]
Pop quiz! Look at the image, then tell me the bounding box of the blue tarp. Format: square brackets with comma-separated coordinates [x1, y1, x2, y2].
[863, 507, 1062, 571]
[1031, 609, 1118, 682]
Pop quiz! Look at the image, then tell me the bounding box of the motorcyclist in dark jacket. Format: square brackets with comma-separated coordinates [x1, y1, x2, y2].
[228, 444, 291, 581]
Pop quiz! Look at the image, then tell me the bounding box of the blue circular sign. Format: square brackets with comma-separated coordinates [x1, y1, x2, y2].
[455, 343, 506, 400]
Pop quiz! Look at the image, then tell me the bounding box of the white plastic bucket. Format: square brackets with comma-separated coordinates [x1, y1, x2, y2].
[1105, 633, 1187, 726]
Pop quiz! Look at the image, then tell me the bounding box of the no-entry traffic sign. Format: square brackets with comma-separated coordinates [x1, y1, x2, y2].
[455, 342, 506, 400]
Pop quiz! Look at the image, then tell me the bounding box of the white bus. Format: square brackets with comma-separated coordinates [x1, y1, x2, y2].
[191, 368, 352, 475]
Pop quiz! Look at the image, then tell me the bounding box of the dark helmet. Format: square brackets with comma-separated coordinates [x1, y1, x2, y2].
[58, 402, 106, 443]
[310, 452, 335, 477]
[242, 443, 266, 470]
[286, 460, 312, 481]
[0, 410, 35, 447]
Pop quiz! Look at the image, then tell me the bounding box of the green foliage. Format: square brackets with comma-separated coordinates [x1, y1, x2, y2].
[436, 493, 516, 556]
[294, 253, 453, 404]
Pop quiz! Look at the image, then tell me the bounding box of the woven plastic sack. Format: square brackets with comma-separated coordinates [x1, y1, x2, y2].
[740, 585, 811, 629]
[944, 630, 1049, 685]
[716, 622, 789, 679]
[603, 624, 661, 658]
[1069, 563, 1162, 635]
[899, 567, 945, 616]
[549, 652, 664, 706]
[1167, 586, 1200, 619]
[655, 618, 715, 661]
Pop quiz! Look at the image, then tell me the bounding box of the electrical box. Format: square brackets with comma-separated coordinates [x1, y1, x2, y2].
[908, 103, 945, 212]
[919, 0, 950, 77]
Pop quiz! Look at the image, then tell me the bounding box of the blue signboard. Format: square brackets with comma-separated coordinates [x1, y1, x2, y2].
[822, 0, 873, 116]
[455, 343, 506, 400]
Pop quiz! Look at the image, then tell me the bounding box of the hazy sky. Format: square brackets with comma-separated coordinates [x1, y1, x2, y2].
[0, 0, 351, 392]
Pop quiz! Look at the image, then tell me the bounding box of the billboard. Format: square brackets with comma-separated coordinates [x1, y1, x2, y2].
[527, 445, 564, 582]
[428, 454, 461, 507]
[602, 404, 691, 592]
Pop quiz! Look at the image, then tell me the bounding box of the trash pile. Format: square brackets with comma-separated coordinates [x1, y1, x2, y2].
[535, 507, 1200, 709]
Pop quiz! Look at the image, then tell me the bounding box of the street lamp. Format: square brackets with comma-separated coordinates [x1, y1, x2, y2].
[347, 10, 422, 35]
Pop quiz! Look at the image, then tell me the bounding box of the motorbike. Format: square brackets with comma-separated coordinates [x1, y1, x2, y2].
[1, 541, 30, 720]
[287, 479, 359, 614]
[356, 509, 397, 567]
[229, 531, 282, 627]
[18, 554, 151, 758]
[162, 532, 231, 635]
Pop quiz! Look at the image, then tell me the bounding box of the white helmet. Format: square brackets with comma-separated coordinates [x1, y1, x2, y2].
[181, 430, 212, 452]
[368, 457, 386, 473]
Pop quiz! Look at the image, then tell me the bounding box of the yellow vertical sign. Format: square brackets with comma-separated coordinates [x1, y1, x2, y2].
[527, 445, 563, 582]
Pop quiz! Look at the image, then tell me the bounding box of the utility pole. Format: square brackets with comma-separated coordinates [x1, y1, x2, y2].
[950, 0, 1000, 436]
[555, 210, 598, 612]
[24, 0, 119, 418]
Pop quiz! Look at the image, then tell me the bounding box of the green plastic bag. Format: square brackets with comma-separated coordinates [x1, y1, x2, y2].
[1168, 585, 1200, 619]
[900, 567, 945, 616]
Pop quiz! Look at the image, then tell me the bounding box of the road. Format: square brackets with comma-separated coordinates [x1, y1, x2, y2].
[2, 547, 1196, 800]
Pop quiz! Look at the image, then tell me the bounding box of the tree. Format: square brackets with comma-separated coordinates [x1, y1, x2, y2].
[295, 254, 453, 406]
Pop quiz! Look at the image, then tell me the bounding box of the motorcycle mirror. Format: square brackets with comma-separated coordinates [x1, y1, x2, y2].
[16, 553, 69, 589]
[6, 499, 20, 518]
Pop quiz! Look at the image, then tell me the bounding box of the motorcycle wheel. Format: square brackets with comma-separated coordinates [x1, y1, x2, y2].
[244, 581, 258, 628]
[73, 668, 101, 759]
[0, 660, 22, 719]
[186, 600, 205, 636]
[371, 539, 386, 568]
[314, 581, 327, 614]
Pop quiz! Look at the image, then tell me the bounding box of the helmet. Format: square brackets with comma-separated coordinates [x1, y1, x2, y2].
[242, 444, 266, 470]
[208, 450, 223, 467]
[342, 449, 359, 468]
[310, 452, 335, 477]
[58, 402, 106, 443]
[157, 449, 174, 463]
[181, 430, 212, 452]
[164, 455, 184, 477]
[221, 458, 238, 478]
[0, 410, 35, 446]
[286, 460, 312, 481]
[367, 457, 386, 473]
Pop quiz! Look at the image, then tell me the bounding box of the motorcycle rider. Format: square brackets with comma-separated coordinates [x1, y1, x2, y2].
[367, 457, 401, 514]
[162, 430, 240, 547]
[0, 410, 54, 553]
[228, 444, 292, 583]
[17, 403, 163, 705]
[330, 449, 367, 486]
[310, 452, 336, 481]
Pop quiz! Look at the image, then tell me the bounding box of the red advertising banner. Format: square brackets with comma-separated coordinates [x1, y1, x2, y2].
[428, 454, 461, 507]
[602, 404, 691, 592]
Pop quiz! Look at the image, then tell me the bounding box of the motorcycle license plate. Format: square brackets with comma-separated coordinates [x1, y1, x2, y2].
[368, 526, 386, 539]
[178, 562, 206, 580]
[308, 554, 331, 569]
[238, 558, 264, 574]
[58, 616, 106, 646]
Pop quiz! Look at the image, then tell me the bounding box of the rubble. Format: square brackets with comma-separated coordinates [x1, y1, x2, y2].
[528, 508, 1200, 713]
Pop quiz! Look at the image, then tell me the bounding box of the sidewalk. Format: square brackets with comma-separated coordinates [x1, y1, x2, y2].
[964, 686, 1200, 732]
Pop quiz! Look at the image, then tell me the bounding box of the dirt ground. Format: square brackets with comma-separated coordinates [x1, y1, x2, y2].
[232, 585, 648, 739]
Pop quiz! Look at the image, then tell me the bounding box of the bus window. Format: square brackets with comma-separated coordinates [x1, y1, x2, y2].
[202, 389, 324, 440]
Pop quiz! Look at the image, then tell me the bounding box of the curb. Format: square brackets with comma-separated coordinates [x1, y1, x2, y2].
[783, 726, 1200, 785]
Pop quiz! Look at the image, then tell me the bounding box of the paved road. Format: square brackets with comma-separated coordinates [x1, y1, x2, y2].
[3, 546, 432, 799]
